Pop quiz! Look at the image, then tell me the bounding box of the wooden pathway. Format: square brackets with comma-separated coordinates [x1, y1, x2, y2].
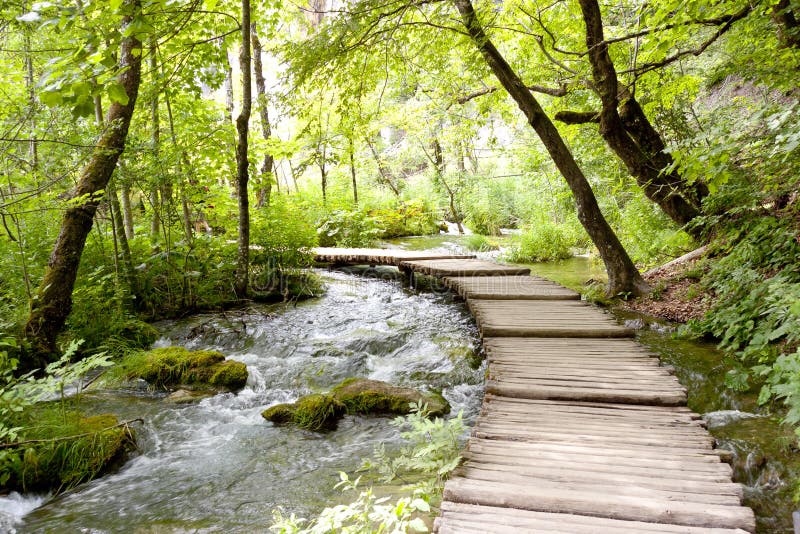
[313, 248, 756, 533]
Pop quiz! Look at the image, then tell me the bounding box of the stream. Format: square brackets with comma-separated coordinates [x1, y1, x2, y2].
[2, 236, 798, 532]
[2, 269, 484, 533]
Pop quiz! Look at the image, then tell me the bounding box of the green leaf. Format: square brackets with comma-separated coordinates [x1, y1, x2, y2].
[758, 384, 773, 405]
[107, 82, 129, 105]
[408, 518, 428, 532]
[109, 0, 124, 10]
[40, 90, 63, 107]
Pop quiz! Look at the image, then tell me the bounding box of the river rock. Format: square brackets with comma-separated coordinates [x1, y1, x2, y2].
[261, 394, 346, 431]
[123, 346, 248, 392]
[332, 378, 450, 417]
[261, 379, 450, 432]
[166, 388, 215, 404]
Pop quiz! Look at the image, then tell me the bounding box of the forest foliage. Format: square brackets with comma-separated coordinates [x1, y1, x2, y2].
[1, 0, 800, 502]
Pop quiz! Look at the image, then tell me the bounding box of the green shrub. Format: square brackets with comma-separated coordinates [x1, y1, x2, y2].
[317, 209, 383, 247]
[370, 199, 440, 238]
[503, 222, 573, 263]
[462, 234, 498, 252]
[683, 216, 800, 432]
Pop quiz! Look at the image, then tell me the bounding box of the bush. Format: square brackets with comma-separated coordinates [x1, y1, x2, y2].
[503, 222, 573, 263]
[370, 199, 440, 238]
[462, 234, 498, 252]
[317, 209, 383, 247]
[683, 215, 800, 432]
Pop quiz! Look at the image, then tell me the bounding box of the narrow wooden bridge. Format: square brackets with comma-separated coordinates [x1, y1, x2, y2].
[314, 248, 756, 533]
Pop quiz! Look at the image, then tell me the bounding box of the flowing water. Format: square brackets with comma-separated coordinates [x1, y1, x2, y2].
[3, 269, 484, 533]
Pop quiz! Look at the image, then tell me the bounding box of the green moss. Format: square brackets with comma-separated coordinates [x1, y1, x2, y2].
[332, 378, 450, 417]
[209, 361, 249, 390]
[293, 394, 346, 431]
[261, 395, 345, 431]
[261, 403, 297, 424]
[113, 346, 248, 392]
[3, 403, 133, 494]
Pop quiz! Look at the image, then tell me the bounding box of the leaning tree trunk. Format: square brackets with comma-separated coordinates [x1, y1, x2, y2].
[251, 23, 274, 208]
[23, 0, 143, 367]
[234, 0, 252, 299]
[455, 0, 648, 296]
[577, 0, 704, 229]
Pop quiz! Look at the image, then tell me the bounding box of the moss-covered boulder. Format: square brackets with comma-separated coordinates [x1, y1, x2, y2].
[118, 346, 248, 392]
[2, 407, 134, 494]
[332, 378, 450, 417]
[261, 394, 346, 431]
[262, 379, 450, 432]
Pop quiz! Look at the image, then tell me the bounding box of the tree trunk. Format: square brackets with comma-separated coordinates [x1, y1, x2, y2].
[164, 85, 194, 244]
[22, 28, 38, 172]
[773, 0, 800, 48]
[349, 137, 358, 205]
[234, 0, 252, 299]
[427, 138, 463, 234]
[455, 0, 648, 296]
[149, 38, 162, 242]
[120, 181, 134, 239]
[366, 137, 400, 196]
[251, 23, 274, 209]
[23, 0, 143, 366]
[577, 0, 704, 229]
[108, 179, 137, 305]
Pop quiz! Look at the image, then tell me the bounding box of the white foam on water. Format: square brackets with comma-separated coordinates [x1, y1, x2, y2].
[0, 492, 48, 530]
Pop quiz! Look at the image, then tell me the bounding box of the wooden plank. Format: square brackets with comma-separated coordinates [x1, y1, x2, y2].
[443, 478, 756, 532]
[470, 300, 634, 338]
[456, 462, 742, 497]
[483, 396, 698, 418]
[472, 422, 714, 448]
[400, 258, 531, 277]
[444, 275, 580, 300]
[463, 451, 734, 481]
[466, 437, 728, 464]
[454, 467, 742, 505]
[313, 247, 475, 266]
[438, 503, 751, 534]
[487, 381, 687, 405]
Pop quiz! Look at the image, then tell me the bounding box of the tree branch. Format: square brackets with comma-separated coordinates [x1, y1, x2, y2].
[621, 5, 752, 76]
[455, 83, 567, 106]
[554, 110, 599, 124]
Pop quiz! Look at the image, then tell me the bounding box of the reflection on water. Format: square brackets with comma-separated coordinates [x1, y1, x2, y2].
[9, 270, 483, 533]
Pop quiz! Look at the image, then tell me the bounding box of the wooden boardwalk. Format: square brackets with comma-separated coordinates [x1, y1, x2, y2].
[313, 249, 756, 533]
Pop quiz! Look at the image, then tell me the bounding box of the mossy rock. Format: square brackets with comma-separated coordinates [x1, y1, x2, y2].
[120, 346, 248, 392]
[2, 407, 134, 494]
[166, 389, 215, 404]
[261, 403, 297, 424]
[332, 378, 450, 417]
[261, 395, 345, 431]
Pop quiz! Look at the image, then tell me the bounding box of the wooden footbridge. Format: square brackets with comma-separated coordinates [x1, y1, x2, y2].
[315, 248, 756, 533]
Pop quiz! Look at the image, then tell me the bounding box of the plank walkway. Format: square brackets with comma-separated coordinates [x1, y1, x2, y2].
[313, 249, 756, 533]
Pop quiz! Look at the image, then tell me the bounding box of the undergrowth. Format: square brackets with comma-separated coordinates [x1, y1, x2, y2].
[683, 215, 800, 432]
[269, 403, 465, 533]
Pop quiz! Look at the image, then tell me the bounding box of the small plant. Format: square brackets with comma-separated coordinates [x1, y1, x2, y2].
[503, 222, 573, 263]
[462, 234, 498, 252]
[269, 404, 465, 532]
